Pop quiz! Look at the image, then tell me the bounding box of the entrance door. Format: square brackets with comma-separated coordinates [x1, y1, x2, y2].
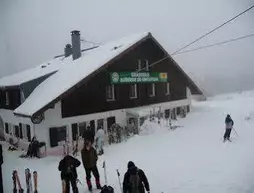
[0, 116, 4, 140]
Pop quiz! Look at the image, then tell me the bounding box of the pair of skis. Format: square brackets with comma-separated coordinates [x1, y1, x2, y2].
[25, 168, 38, 193]
[12, 169, 38, 193]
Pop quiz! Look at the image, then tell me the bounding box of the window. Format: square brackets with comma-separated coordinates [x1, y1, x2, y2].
[97, 119, 104, 130]
[130, 84, 137, 99]
[18, 123, 23, 139]
[72, 123, 78, 141]
[4, 123, 9, 134]
[148, 83, 155, 97]
[14, 125, 19, 138]
[5, 91, 9, 106]
[145, 60, 149, 71]
[138, 59, 142, 71]
[106, 85, 115, 101]
[49, 126, 67, 147]
[107, 117, 116, 130]
[90, 120, 95, 134]
[165, 109, 170, 119]
[58, 127, 67, 142]
[78, 122, 86, 137]
[26, 125, 31, 142]
[165, 82, 170, 95]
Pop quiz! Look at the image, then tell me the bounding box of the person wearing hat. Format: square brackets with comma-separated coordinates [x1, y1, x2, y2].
[58, 154, 81, 193]
[81, 141, 101, 191]
[123, 161, 150, 193]
[224, 114, 234, 142]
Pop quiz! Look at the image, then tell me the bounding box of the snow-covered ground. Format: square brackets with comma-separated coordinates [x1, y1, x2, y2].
[2, 90, 254, 193]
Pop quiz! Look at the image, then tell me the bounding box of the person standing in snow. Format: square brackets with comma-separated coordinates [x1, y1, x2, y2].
[123, 161, 150, 193]
[223, 114, 234, 142]
[58, 154, 81, 193]
[0, 144, 3, 193]
[81, 141, 101, 191]
[95, 127, 105, 155]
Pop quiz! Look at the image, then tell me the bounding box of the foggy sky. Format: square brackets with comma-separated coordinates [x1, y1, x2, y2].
[0, 0, 254, 96]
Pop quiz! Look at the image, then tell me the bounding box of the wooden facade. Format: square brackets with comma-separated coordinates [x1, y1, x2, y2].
[61, 37, 191, 118]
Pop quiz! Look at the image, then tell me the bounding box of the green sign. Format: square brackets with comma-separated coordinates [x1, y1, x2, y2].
[110, 72, 168, 84]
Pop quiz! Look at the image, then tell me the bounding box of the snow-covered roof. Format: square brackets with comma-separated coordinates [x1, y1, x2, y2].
[14, 32, 150, 117]
[0, 57, 72, 87]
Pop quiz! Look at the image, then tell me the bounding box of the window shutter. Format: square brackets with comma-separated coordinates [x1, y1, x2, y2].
[19, 123, 23, 139]
[49, 127, 58, 147]
[4, 123, 8, 134]
[15, 126, 19, 138]
[26, 125, 31, 142]
[72, 124, 78, 141]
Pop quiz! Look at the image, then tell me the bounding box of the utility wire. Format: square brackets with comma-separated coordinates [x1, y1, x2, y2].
[174, 33, 254, 55]
[172, 4, 254, 55]
[80, 37, 102, 46]
[136, 4, 254, 72]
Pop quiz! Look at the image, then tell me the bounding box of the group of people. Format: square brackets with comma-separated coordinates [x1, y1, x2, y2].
[58, 139, 150, 193]
[59, 140, 101, 193]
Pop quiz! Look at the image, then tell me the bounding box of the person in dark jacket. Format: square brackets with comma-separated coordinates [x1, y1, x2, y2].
[58, 155, 81, 193]
[123, 161, 150, 193]
[26, 136, 40, 158]
[223, 114, 234, 142]
[81, 141, 101, 191]
[0, 144, 3, 193]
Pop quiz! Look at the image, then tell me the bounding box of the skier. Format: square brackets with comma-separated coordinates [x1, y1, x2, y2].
[58, 155, 81, 193]
[81, 141, 101, 191]
[123, 161, 150, 193]
[223, 114, 234, 142]
[95, 127, 105, 155]
[0, 144, 3, 193]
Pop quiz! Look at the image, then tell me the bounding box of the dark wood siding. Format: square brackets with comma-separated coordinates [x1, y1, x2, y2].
[61, 38, 188, 118]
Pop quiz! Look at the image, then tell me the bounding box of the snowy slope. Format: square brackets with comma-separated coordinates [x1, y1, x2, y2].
[3, 90, 254, 193]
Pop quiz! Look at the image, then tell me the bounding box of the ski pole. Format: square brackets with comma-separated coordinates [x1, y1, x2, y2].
[116, 169, 123, 193]
[102, 161, 108, 185]
[233, 127, 239, 137]
[76, 179, 82, 185]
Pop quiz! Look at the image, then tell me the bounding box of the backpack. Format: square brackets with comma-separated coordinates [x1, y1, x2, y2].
[129, 169, 140, 193]
[100, 185, 114, 193]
